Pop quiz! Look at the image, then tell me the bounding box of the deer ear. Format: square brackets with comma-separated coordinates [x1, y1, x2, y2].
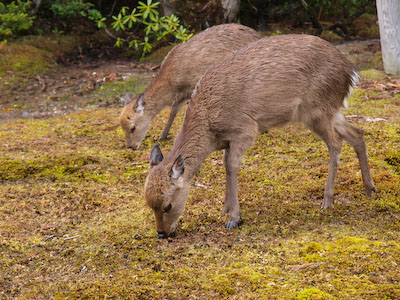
[122, 93, 132, 106]
[135, 93, 145, 113]
[150, 144, 163, 167]
[170, 155, 184, 181]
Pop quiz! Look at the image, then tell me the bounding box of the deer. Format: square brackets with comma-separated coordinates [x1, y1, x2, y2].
[144, 34, 376, 239]
[119, 23, 263, 150]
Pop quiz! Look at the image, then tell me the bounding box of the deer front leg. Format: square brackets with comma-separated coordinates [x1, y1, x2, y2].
[223, 147, 241, 229]
[158, 100, 185, 141]
[223, 141, 251, 229]
[321, 140, 342, 209]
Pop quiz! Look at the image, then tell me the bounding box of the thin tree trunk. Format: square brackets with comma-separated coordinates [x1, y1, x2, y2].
[31, 0, 41, 15]
[376, 0, 400, 75]
[221, 0, 241, 23]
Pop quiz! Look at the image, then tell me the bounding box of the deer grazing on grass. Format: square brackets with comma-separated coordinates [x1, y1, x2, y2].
[144, 34, 375, 239]
[119, 24, 263, 150]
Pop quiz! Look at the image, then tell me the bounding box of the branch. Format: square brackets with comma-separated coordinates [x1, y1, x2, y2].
[300, 0, 323, 34]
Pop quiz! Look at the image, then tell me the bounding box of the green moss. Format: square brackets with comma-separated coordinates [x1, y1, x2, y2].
[320, 30, 343, 43]
[302, 242, 323, 253]
[297, 288, 335, 300]
[359, 69, 387, 81]
[0, 154, 114, 182]
[352, 13, 380, 39]
[89, 77, 150, 104]
[385, 152, 400, 175]
[0, 44, 54, 77]
[142, 44, 176, 63]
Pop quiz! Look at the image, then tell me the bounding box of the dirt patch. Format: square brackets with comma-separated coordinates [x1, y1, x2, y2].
[0, 60, 158, 123]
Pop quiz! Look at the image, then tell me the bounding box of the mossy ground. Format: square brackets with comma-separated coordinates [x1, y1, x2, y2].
[1, 40, 399, 300]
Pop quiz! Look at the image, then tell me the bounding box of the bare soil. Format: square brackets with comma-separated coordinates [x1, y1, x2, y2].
[0, 59, 158, 123]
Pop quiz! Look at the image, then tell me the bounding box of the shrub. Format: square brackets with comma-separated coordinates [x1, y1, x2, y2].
[91, 0, 193, 57]
[0, 0, 35, 40]
[49, 0, 93, 19]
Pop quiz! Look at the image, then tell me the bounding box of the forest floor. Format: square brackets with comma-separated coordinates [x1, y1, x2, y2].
[0, 34, 399, 299]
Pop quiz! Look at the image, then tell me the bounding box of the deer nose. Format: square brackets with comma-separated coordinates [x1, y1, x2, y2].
[157, 231, 167, 239]
[127, 144, 137, 150]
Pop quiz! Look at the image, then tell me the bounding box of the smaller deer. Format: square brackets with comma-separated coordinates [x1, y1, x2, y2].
[119, 24, 263, 150]
[144, 34, 375, 239]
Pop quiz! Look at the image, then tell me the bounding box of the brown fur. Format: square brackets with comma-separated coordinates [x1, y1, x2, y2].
[119, 23, 263, 149]
[145, 34, 375, 237]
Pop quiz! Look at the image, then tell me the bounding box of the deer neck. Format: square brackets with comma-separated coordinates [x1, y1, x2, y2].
[167, 104, 216, 180]
[144, 77, 174, 116]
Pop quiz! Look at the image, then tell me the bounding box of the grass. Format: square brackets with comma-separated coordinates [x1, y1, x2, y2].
[1, 48, 400, 299]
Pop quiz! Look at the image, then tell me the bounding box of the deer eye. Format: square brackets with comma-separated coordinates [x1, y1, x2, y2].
[130, 126, 136, 133]
[164, 203, 172, 213]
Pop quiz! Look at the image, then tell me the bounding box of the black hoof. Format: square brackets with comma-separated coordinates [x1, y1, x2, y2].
[157, 231, 167, 239]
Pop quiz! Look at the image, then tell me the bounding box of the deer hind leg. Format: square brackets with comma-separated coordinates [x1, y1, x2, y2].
[305, 117, 343, 209]
[158, 100, 185, 141]
[223, 135, 255, 229]
[334, 112, 375, 198]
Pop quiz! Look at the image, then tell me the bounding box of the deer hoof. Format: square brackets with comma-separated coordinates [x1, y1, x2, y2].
[158, 134, 169, 141]
[226, 219, 242, 229]
[320, 197, 333, 210]
[365, 186, 376, 199]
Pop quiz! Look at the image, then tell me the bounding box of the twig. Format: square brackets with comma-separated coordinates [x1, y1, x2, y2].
[44, 234, 56, 241]
[107, 0, 117, 17]
[64, 234, 81, 240]
[199, 0, 215, 13]
[36, 75, 46, 92]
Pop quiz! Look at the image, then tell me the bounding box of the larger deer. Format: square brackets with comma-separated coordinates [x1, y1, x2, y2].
[119, 24, 263, 150]
[144, 34, 375, 239]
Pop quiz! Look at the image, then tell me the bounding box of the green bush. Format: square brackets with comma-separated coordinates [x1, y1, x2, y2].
[50, 0, 93, 19]
[91, 0, 193, 57]
[0, 0, 35, 40]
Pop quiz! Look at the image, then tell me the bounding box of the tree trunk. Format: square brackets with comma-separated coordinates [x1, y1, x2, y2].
[376, 0, 400, 75]
[31, 0, 41, 15]
[221, 0, 241, 23]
